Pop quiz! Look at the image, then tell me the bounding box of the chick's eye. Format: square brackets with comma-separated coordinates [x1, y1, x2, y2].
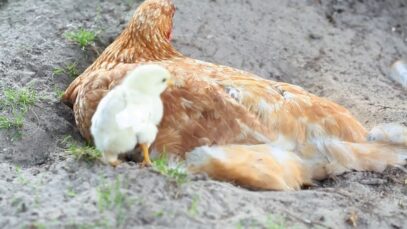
[162, 78, 167, 83]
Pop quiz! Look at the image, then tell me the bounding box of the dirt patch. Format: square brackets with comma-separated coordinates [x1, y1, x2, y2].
[0, 0, 406, 228]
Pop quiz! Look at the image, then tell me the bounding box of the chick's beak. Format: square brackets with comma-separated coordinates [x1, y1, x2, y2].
[166, 78, 174, 86]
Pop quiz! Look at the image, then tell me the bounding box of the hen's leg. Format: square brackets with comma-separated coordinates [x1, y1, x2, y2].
[140, 144, 152, 166]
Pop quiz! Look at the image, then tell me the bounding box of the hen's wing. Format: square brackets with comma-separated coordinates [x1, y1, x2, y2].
[154, 58, 367, 153]
[63, 69, 95, 108]
[153, 73, 273, 156]
[220, 77, 366, 138]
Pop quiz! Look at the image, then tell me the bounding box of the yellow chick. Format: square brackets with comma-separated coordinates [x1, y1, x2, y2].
[90, 64, 172, 166]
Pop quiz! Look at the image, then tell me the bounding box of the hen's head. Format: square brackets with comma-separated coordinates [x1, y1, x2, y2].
[83, 0, 180, 74]
[130, 0, 175, 42]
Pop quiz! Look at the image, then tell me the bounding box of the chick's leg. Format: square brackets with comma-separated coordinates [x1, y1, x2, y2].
[109, 160, 123, 167]
[140, 144, 152, 166]
[103, 152, 122, 168]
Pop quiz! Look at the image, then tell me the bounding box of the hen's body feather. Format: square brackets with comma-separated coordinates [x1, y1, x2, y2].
[63, 0, 406, 190]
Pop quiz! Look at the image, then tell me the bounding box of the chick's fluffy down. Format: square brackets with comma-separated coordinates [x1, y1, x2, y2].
[90, 65, 168, 162]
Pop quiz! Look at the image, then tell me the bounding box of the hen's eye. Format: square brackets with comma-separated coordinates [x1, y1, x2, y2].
[162, 78, 167, 83]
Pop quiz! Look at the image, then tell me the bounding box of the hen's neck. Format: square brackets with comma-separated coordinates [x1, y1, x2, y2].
[85, 22, 182, 73]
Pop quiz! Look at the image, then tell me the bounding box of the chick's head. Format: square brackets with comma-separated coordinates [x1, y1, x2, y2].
[123, 64, 172, 95]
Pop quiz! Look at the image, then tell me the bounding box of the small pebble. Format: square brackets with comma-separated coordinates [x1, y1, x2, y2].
[390, 59, 407, 88]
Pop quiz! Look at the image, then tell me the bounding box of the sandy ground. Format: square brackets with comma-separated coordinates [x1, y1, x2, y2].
[0, 0, 406, 228]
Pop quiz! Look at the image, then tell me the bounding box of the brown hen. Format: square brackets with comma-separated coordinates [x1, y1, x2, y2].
[63, 0, 406, 190]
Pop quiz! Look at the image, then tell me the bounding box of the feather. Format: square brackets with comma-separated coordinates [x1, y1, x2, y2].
[186, 141, 406, 190]
[116, 105, 148, 131]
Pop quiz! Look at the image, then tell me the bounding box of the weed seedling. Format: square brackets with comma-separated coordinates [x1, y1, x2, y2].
[65, 63, 80, 78]
[265, 215, 287, 229]
[0, 113, 24, 129]
[96, 177, 130, 228]
[97, 178, 126, 212]
[52, 63, 79, 79]
[52, 67, 65, 76]
[65, 28, 96, 50]
[66, 187, 77, 198]
[62, 136, 102, 161]
[152, 154, 188, 185]
[53, 87, 65, 100]
[153, 210, 164, 217]
[25, 222, 46, 229]
[188, 195, 200, 217]
[0, 87, 38, 138]
[15, 165, 29, 185]
[1, 88, 37, 111]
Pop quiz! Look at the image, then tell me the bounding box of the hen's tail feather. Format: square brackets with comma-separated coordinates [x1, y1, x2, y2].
[186, 144, 312, 191]
[309, 140, 407, 179]
[185, 141, 406, 190]
[367, 123, 407, 147]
